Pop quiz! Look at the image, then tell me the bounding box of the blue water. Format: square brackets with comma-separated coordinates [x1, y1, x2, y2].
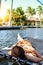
[0, 28, 43, 49]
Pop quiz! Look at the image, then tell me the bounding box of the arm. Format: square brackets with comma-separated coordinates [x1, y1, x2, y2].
[33, 49, 43, 58]
[25, 53, 42, 62]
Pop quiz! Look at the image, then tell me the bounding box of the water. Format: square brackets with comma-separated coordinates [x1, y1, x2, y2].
[0, 28, 43, 49]
[0, 28, 43, 65]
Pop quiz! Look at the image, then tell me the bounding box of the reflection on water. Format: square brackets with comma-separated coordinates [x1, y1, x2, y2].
[0, 28, 43, 49]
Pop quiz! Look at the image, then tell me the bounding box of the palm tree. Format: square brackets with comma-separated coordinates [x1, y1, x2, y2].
[26, 6, 36, 16]
[37, 5, 42, 15]
[16, 7, 24, 15]
[26, 6, 32, 16]
[32, 8, 36, 15]
[37, 5, 42, 27]
[9, 0, 13, 26]
[16, 7, 25, 26]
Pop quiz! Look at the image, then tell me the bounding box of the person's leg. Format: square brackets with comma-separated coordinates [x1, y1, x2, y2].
[25, 53, 43, 62]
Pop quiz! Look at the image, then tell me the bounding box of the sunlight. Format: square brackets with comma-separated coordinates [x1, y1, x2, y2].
[0, 0, 6, 19]
[0, 9, 6, 19]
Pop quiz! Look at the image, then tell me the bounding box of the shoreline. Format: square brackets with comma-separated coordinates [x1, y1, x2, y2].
[0, 26, 42, 30]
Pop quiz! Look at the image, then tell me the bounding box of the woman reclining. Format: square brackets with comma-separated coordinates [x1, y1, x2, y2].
[8, 34, 43, 63]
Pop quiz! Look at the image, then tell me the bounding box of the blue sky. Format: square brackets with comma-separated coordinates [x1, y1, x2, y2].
[1, 0, 42, 11]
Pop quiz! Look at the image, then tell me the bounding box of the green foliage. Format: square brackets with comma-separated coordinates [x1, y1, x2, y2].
[1, 5, 43, 26]
[32, 8, 36, 15]
[0, 18, 3, 22]
[4, 15, 9, 22]
[37, 5, 42, 15]
[41, 18, 43, 22]
[16, 7, 24, 15]
[37, 5, 42, 11]
[26, 6, 36, 15]
[0, 18, 3, 26]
